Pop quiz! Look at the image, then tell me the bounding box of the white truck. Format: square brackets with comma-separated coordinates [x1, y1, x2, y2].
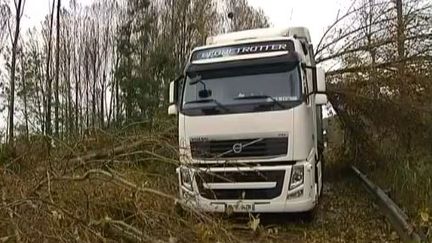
[168, 27, 327, 214]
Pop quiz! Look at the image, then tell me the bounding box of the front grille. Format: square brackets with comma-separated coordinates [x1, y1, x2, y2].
[195, 170, 285, 200]
[190, 137, 288, 159]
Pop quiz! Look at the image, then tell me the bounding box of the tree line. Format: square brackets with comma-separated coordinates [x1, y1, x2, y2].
[319, 0, 432, 212]
[317, 0, 431, 157]
[0, 0, 269, 146]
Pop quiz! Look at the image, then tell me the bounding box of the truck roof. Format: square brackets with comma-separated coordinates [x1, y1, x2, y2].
[206, 27, 311, 45]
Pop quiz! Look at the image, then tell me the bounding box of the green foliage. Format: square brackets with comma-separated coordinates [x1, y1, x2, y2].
[224, 0, 270, 32]
[0, 143, 13, 165]
[114, 0, 269, 124]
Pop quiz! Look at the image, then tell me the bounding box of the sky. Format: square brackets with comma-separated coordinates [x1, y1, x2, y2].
[21, 0, 89, 30]
[248, 0, 346, 45]
[21, 0, 348, 46]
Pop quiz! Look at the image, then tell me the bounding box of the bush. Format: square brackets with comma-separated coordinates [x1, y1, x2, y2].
[0, 144, 14, 166]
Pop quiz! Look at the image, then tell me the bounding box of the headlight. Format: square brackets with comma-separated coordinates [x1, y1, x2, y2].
[289, 165, 304, 190]
[180, 167, 193, 190]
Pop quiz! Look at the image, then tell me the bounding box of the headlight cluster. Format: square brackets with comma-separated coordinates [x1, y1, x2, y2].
[180, 167, 193, 191]
[289, 165, 304, 190]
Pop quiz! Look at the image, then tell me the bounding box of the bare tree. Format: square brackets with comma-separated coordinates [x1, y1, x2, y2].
[0, 1, 10, 55]
[7, 0, 26, 146]
[45, 0, 55, 139]
[20, 51, 29, 139]
[54, 0, 61, 138]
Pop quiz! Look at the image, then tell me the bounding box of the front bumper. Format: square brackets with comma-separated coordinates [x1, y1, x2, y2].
[182, 194, 316, 213]
[177, 163, 317, 213]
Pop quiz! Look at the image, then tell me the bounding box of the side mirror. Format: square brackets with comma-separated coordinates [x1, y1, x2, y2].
[316, 68, 326, 93]
[169, 80, 177, 104]
[314, 67, 327, 105]
[315, 93, 328, 105]
[168, 78, 180, 116]
[168, 104, 178, 115]
[198, 89, 212, 98]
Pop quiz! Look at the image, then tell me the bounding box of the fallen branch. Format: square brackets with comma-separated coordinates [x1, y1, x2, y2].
[53, 169, 177, 201]
[31, 138, 162, 191]
[90, 216, 155, 242]
[2, 188, 22, 243]
[68, 140, 147, 164]
[52, 168, 216, 224]
[0, 236, 15, 243]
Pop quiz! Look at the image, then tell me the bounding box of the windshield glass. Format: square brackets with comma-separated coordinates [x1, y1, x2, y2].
[182, 63, 302, 115]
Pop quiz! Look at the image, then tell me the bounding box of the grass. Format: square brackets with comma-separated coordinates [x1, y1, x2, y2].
[325, 116, 432, 240]
[371, 154, 432, 238]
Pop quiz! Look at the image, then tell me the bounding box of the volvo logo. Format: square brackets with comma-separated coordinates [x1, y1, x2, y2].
[215, 138, 264, 158]
[232, 143, 243, 154]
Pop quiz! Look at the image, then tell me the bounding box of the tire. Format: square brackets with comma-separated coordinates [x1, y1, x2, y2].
[299, 208, 316, 222]
[174, 200, 186, 216]
[318, 155, 325, 198]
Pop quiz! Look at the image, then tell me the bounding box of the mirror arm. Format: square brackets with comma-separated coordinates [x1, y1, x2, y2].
[303, 92, 314, 103]
[301, 63, 315, 69]
[304, 91, 327, 103]
[301, 63, 318, 92]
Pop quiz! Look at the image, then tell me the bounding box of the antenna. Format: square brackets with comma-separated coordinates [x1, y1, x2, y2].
[289, 8, 294, 22]
[227, 12, 235, 33]
[228, 12, 234, 20]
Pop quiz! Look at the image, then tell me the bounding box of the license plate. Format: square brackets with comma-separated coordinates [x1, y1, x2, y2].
[226, 202, 255, 212]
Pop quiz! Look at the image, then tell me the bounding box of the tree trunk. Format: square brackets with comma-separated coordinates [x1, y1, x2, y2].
[21, 55, 29, 140]
[396, 0, 405, 63]
[54, 0, 61, 138]
[100, 73, 105, 128]
[92, 57, 97, 128]
[8, 0, 25, 146]
[75, 54, 80, 136]
[36, 64, 45, 134]
[85, 52, 89, 129]
[115, 58, 120, 124]
[67, 47, 73, 139]
[45, 0, 56, 140]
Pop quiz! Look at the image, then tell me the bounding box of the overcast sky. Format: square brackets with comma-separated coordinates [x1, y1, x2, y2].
[21, 0, 348, 46]
[248, 0, 347, 45]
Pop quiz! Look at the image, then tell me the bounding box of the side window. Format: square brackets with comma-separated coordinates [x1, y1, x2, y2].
[301, 68, 309, 103]
[316, 105, 324, 154]
[178, 78, 185, 107]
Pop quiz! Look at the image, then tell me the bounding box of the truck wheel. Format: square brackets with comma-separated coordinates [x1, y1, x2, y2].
[174, 200, 186, 216]
[319, 155, 325, 198]
[299, 208, 316, 222]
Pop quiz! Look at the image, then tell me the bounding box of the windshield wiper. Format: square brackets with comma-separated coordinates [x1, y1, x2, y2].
[184, 99, 230, 112]
[234, 95, 286, 109]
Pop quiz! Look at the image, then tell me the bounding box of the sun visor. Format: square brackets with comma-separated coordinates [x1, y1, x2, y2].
[186, 52, 300, 74]
[191, 40, 294, 61]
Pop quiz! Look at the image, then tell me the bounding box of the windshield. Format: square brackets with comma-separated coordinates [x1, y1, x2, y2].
[181, 63, 302, 115]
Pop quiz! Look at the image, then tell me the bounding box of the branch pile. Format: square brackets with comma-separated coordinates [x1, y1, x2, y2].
[0, 132, 236, 242]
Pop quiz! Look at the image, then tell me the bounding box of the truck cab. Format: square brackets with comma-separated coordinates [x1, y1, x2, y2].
[168, 27, 327, 213]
